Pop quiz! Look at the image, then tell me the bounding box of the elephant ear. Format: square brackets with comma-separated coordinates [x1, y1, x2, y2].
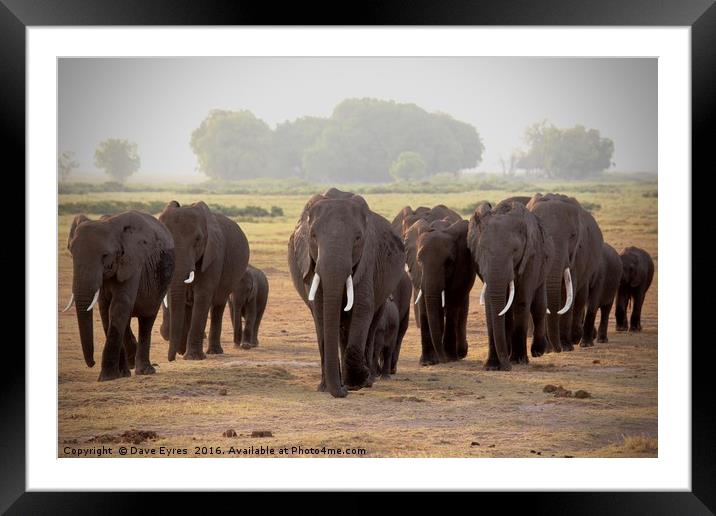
[467, 202, 491, 252]
[445, 219, 469, 247]
[194, 202, 224, 273]
[517, 204, 539, 277]
[526, 193, 543, 210]
[116, 213, 162, 283]
[403, 219, 428, 276]
[67, 214, 91, 250]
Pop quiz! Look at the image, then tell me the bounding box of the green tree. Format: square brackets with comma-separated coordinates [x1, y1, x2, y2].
[94, 139, 140, 183]
[272, 116, 328, 178]
[190, 110, 274, 180]
[58, 150, 79, 182]
[389, 151, 427, 182]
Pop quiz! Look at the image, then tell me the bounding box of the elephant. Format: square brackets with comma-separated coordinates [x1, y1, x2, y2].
[404, 215, 475, 364]
[578, 243, 622, 345]
[228, 264, 269, 349]
[158, 201, 250, 361]
[368, 270, 411, 378]
[467, 200, 552, 370]
[396, 205, 462, 329]
[615, 246, 654, 332]
[287, 188, 404, 397]
[527, 194, 604, 352]
[64, 211, 174, 381]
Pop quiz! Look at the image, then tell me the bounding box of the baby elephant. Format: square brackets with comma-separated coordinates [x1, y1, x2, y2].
[616, 247, 654, 332]
[371, 271, 411, 379]
[228, 265, 269, 349]
[580, 243, 622, 346]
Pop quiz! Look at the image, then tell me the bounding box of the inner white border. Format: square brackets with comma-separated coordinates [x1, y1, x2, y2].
[27, 27, 690, 491]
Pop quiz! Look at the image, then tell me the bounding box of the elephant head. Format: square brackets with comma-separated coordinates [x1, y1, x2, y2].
[527, 193, 583, 350]
[468, 201, 549, 366]
[66, 211, 170, 368]
[158, 201, 224, 361]
[620, 248, 646, 288]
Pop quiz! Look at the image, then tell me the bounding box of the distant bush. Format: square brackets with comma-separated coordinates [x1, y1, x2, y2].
[58, 201, 284, 219]
[580, 202, 601, 212]
[642, 190, 658, 198]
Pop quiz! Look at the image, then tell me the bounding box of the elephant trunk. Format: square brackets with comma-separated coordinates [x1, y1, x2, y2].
[168, 252, 193, 361]
[72, 266, 101, 368]
[485, 267, 512, 367]
[545, 265, 565, 352]
[424, 293, 445, 362]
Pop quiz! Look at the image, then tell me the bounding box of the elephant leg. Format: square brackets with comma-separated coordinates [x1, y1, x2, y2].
[232, 300, 243, 348]
[123, 325, 138, 369]
[135, 315, 157, 375]
[597, 302, 613, 343]
[558, 306, 574, 351]
[184, 292, 210, 360]
[630, 290, 646, 332]
[363, 306, 384, 387]
[159, 305, 170, 342]
[419, 306, 439, 366]
[99, 296, 132, 381]
[615, 285, 630, 331]
[484, 310, 501, 370]
[206, 302, 225, 354]
[530, 286, 550, 357]
[455, 294, 469, 360]
[251, 297, 265, 348]
[99, 296, 110, 336]
[241, 298, 258, 349]
[509, 300, 529, 364]
[443, 306, 458, 361]
[343, 305, 374, 390]
[581, 291, 600, 347]
[391, 307, 410, 374]
[179, 304, 191, 355]
[311, 303, 328, 392]
[571, 285, 589, 346]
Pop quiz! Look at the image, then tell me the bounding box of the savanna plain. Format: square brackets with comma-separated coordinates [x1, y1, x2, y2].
[58, 177, 658, 458]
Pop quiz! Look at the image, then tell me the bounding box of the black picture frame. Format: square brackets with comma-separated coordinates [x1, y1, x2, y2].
[5, 0, 710, 512]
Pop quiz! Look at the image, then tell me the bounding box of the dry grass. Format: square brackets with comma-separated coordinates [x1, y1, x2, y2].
[57, 180, 657, 458]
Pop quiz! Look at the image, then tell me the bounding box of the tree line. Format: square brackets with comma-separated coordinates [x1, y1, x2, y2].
[61, 98, 616, 183]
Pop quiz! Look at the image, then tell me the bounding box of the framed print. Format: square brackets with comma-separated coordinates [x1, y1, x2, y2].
[5, 0, 712, 511]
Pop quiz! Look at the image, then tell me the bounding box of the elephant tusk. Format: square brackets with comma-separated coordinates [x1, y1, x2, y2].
[557, 268, 573, 315]
[86, 289, 100, 311]
[184, 270, 195, 284]
[62, 293, 75, 312]
[498, 280, 515, 317]
[308, 273, 320, 301]
[546, 308, 551, 314]
[414, 289, 422, 305]
[441, 290, 445, 308]
[404, 263, 409, 272]
[344, 275, 354, 312]
[480, 283, 486, 306]
[163, 295, 168, 308]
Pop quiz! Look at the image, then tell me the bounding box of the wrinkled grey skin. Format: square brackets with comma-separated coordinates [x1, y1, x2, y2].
[468, 200, 552, 370]
[615, 246, 654, 332]
[405, 217, 475, 364]
[369, 271, 411, 378]
[159, 201, 250, 361]
[66, 211, 174, 381]
[527, 194, 604, 352]
[228, 265, 269, 349]
[578, 243, 623, 345]
[396, 205, 463, 331]
[288, 188, 404, 398]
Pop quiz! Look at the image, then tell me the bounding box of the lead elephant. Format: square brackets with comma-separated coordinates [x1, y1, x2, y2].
[228, 264, 269, 349]
[579, 242, 622, 345]
[159, 201, 250, 361]
[527, 194, 604, 352]
[287, 188, 404, 398]
[64, 211, 174, 381]
[468, 200, 552, 370]
[404, 215, 475, 364]
[615, 246, 654, 332]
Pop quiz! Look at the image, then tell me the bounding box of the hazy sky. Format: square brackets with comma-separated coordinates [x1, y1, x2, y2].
[58, 57, 657, 179]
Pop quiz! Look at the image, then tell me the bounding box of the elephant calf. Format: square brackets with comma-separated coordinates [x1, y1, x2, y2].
[64, 211, 175, 381]
[616, 246, 654, 332]
[579, 243, 622, 346]
[228, 265, 269, 349]
[369, 271, 411, 378]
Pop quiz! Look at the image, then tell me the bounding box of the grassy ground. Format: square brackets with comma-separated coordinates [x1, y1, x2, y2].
[58, 178, 657, 458]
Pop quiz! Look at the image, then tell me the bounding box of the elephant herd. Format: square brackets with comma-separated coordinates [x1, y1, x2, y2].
[63, 190, 653, 400]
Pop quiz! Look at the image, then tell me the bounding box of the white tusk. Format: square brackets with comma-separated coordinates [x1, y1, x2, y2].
[404, 263, 409, 272]
[62, 294, 75, 312]
[546, 308, 551, 314]
[86, 289, 100, 311]
[557, 268, 574, 315]
[184, 270, 195, 284]
[441, 290, 445, 308]
[344, 275, 354, 311]
[498, 280, 515, 317]
[414, 289, 423, 305]
[480, 283, 486, 305]
[163, 295, 168, 308]
[308, 273, 320, 301]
